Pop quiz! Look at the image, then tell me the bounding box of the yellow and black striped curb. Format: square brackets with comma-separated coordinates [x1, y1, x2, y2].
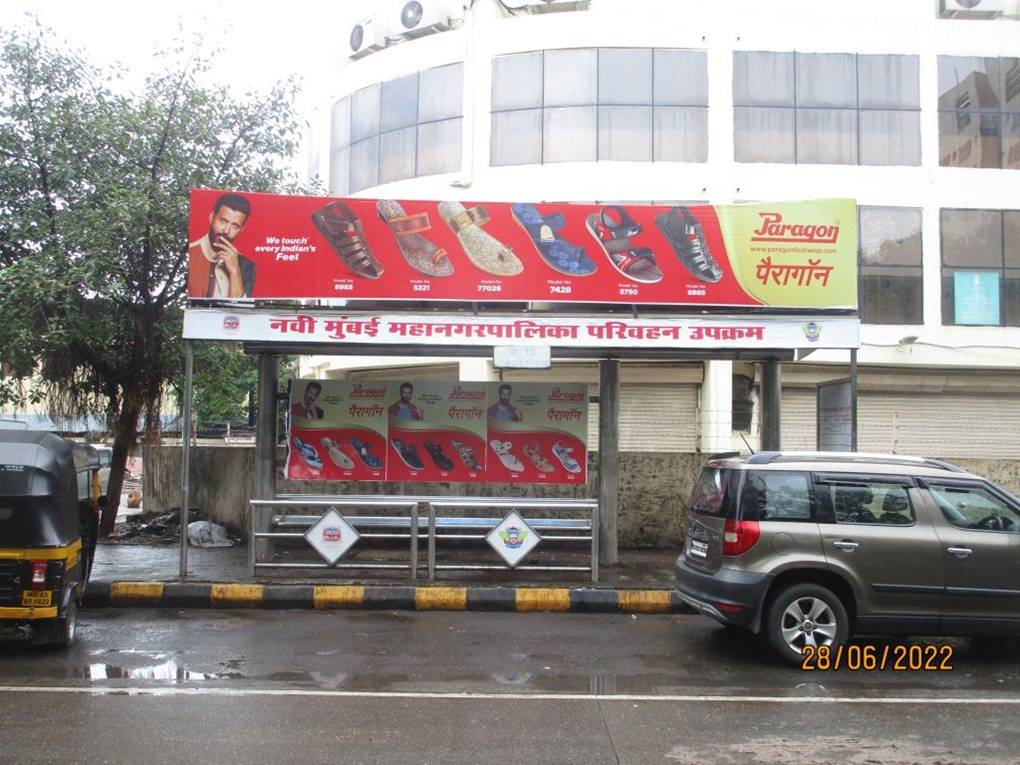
[85, 582, 691, 614]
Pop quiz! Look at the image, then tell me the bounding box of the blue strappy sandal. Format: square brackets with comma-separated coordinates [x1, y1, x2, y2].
[511, 203, 597, 277]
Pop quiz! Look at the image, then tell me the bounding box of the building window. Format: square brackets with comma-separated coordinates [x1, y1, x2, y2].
[330, 63, 464, 194]
[938, 57, 1020, 169]
[941, 209, 1020, 326]
[733, 52, 920, 166]
[490, 48, 708, 167]
[858, 207, 923, 325]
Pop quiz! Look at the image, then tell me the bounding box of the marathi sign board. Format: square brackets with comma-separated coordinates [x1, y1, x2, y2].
[188, 190, 857, 310]
[184, 310, 861, 350]
[285, 380, 589, 485]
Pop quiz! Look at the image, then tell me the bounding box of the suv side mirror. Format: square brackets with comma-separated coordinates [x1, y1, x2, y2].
[98, 451, 112, 468]
[97, 494, 109, 509]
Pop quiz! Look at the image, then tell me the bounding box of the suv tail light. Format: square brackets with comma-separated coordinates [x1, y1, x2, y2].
[722, 519, 759, 556]
[30, 561, 48, 589]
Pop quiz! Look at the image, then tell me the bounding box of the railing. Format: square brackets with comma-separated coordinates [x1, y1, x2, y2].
[249, 495, 599, 583]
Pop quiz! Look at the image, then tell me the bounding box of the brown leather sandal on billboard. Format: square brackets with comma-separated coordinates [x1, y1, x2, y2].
[312, 201, 385, 279]
[377, 200, 454, 278]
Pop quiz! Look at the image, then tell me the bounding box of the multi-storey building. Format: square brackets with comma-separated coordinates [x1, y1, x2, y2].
[300, 0, 1020, 461]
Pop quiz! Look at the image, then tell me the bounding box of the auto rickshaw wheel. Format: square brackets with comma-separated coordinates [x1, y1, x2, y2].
[34, 601, 77, 648]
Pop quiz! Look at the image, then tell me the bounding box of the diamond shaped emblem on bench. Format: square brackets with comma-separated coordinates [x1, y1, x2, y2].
[486, 511, 541, 568]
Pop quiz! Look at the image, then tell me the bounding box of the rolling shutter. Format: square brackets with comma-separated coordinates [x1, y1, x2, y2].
[780, 390, 1020, 459]
[589, 384, 700, 452]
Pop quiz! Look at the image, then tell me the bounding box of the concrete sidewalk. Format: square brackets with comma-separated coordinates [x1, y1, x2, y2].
[87, 542, 687, 615]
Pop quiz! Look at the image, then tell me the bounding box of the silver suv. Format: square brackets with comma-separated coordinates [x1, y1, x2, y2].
[674, 452, 1020, 664]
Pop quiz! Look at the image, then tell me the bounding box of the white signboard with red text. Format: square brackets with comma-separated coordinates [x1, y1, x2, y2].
[185, 309, 860, 350]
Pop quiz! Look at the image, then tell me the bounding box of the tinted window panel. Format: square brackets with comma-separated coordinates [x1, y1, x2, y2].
[823, 481, 916, 525]
[858, 54, 919, 109]
[741, 471, 812, 521]
[653, 50, 708, 106]
[492, 52, 543, 111]
[928, 484, 1020, 532]
[491, 109, 542, 166]
[942, 210, 1003, 268]
[544, 49, 597, 107]
[734, 107, 795, 162]
[380, 73, 419, 133]
[351, 84, 381, 143]
[598, 48, 652, 105]
[598, 106, 652, 161]
[419, 63, 463, 122]
[654, 107, 708, 162]
[543, 106, 597, 162]
[859, 110, 920, 166]
[796, 108, 858, 164]
[733, 51, 794, 106]
[797, 52, 856, 108]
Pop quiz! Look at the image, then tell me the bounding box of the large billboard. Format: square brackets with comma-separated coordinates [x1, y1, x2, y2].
[286, 380, 588, 485]
[188, 190, 857, 309]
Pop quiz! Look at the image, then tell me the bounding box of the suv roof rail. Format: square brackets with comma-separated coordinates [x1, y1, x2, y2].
[744, 451, 967, 473]
[706, 451, 742, 461]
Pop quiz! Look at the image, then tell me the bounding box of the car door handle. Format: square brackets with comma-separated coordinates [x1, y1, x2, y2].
[832, 540, 859, 551]
[946, 546, 972, 558]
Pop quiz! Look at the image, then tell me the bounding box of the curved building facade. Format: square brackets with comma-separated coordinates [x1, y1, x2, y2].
[303, 0, 1020, 460]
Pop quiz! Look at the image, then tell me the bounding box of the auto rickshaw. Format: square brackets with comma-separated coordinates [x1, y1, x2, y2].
[0, 431, 108, 646]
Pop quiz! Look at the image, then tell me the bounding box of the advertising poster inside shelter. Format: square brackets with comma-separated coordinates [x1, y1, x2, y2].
[287, 380, 388, 481]
[286, 381, 588, 484]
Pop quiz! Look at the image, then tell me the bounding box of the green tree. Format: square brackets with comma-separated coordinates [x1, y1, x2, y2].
[0, 23, 305, 533]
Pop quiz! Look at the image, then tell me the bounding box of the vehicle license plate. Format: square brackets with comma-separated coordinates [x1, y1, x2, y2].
[21, 590, 52, 607]
[690, 540, 708, 559]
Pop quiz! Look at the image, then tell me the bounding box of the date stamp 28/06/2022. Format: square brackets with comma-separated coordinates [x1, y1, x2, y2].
[801, 644, 955, 672]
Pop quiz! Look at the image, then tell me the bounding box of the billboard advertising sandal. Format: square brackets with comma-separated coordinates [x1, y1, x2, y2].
[438, 201, 523, 277]
[655, 206, 724, 283]
[312, 201, 385, 279]
[586, 206, 663, 284]
[377, 200, 455, 278]
[451, 439, 482, 471]
[321, 437, 355, 470]
[489, 439, 524, 472]
[391, 438, 425, 470]
[511, 203, 597, 277]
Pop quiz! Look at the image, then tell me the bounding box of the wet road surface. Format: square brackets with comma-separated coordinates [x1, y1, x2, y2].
[1, 609, 1019, 764]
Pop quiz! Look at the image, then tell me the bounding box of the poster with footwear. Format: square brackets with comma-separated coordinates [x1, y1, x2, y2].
[486, 383, 588, 485]
[386, 381, 488, 482]
[188, 189, 857, 309]
[286, 381, 388, 481]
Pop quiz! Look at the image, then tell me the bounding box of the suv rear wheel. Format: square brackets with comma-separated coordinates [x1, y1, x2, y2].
[765, 583, 849, 665]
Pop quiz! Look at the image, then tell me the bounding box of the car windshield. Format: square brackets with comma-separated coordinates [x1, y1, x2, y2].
[689, 467, 733, 517]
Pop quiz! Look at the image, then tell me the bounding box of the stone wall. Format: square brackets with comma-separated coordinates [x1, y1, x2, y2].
[142, 445, 1020, 547]
[142, 445, 703, 547]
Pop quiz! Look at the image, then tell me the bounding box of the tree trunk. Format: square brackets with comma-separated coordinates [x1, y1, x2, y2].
[99, 398, 141, 536]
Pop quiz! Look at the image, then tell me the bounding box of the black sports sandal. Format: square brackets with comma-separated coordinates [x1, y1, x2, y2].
[654, 206, 723, 284]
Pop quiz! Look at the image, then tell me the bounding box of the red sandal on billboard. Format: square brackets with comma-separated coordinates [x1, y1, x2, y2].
[586, 206, 663, 284]
[321, 437, 355, 470]
[655, 206, 723, 284]
[311, 201, 385, 279]
[438, 201, 523, 277]
[377, 200, 454, 278]
[489, 439, 524, 472]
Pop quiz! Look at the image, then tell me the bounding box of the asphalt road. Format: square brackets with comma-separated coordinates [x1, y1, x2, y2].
[1, 609, 1019, 764]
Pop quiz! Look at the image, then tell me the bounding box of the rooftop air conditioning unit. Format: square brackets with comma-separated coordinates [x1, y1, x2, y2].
[395, 0, 461, 38]
[939, 0, 1005, 18]
[350, 16, 388, 58]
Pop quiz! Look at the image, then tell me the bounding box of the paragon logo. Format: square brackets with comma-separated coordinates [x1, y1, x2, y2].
[350, 384, 386, 398]
[751, 213, 840, 244]
[449, 385, 485, 401]
[548, 387, 584, 402]
[222, 315, 240, 331]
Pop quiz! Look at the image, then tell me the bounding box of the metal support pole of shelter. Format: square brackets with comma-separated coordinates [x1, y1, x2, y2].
[761, 360, 782, 451]
[598, 358, 619, 567]
[849, 348, 859, 452]
[179, 340, 193, 581]
[255, 354, 278, 564]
